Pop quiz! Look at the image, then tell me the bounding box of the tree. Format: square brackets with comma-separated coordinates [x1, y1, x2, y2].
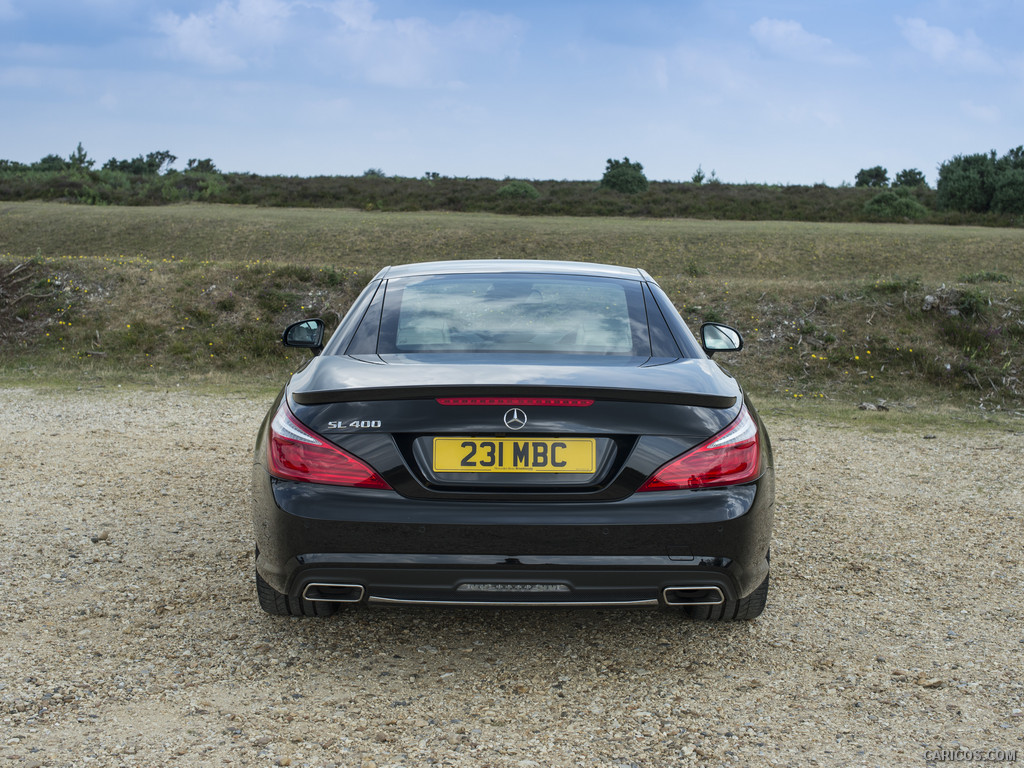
[144, 150, 176, 174]
[600, 157, 648, 194]
[999, 145, 1024, 170]
[186, 158, 219, 174]
[691, 165, 706, 185]
[68, 142, 94, 171]
[893, 168, 926, 188]
[103, 150, 177, 175]
[855, 166, 889, 187]
[936, 152, 997, 212]
[33, 154, 69, 172]
[991, 168, 1024, 215]
[936, 146, 1024, 214]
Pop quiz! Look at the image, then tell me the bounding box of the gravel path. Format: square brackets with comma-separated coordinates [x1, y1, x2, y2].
[1, 388, 1021, 768]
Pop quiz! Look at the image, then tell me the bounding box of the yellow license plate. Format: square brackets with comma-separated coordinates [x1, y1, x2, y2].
[433, 438, 596, 473]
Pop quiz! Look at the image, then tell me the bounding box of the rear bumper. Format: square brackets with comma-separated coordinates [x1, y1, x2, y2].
[252, 469, 774, 608]
[284, 554, 747, 608]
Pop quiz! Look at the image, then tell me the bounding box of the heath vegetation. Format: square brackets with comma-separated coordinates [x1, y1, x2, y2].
[2, 203, 1022, 414]
[2, 145, 1024, 225]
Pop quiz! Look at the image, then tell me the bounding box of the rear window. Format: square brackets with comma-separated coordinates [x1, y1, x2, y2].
[374, 274, 651, 356]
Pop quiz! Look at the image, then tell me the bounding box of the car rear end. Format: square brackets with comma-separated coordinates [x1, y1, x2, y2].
[251, 262, 774, 618]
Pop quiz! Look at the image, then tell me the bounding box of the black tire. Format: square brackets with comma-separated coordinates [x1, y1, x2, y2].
[684, 571, 769, 621]
[255, 568, 338, 618]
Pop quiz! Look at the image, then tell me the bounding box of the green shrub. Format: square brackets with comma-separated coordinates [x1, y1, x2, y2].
[681, 259, 707, 277]
[496, 180, 540, 199]
[961, 288, 990, 317]
[600, 157, 649, 194]
[863, 188, 929, 220]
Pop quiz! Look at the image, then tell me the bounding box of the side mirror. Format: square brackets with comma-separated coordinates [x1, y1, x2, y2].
[282, 318, 325, 355]
[700, 323, 743, 357]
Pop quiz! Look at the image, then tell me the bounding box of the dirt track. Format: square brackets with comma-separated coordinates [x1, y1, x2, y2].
[1, 388, 1022, 767]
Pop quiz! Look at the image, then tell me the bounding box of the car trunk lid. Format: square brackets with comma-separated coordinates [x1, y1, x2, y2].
[288, 355, 741, 496]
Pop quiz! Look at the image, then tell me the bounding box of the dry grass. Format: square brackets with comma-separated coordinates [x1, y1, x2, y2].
[2, 202, 1022, 414]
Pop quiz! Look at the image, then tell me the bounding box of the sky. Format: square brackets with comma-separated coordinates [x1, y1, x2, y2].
[1, 0, 1022, 186]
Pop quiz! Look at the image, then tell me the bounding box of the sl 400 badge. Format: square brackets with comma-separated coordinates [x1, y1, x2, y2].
[327, 419, 382, 430]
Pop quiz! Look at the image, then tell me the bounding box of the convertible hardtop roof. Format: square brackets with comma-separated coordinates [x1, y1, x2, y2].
[373, 259, 655, 282]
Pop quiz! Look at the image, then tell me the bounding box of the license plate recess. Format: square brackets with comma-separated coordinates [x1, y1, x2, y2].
[433, 437, 596, 473]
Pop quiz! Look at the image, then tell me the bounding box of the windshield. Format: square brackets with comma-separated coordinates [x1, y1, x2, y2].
[374, 273, 651, 356]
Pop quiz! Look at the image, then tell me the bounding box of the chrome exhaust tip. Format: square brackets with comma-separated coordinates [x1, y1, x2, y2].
[302, 583, 365, 603]
[662, 586, 725, 606]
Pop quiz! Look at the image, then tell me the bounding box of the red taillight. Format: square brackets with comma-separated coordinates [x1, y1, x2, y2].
[638, 405, 762, 492]
[267, 402, 391, 489]
[436, 397, 594, 407]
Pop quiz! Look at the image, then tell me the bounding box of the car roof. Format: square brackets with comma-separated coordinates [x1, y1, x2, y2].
[373, 259, 654, 282]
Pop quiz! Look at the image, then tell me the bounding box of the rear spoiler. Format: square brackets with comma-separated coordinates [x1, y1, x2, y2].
[292, 385, 736, 409]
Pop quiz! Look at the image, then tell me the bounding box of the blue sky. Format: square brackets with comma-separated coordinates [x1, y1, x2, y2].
[1, 1, 1022, 185]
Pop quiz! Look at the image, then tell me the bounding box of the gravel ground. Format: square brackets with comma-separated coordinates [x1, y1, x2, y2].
[1, 387, 1022, 768]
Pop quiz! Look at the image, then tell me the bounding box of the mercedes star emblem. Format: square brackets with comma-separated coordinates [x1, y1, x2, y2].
[503, 408, 528, 430]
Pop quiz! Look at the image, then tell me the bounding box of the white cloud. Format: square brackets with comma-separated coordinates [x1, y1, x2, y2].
[750, 18, 861, 66]
[322, 2, 524, 88]
[448, 11, 523, 55]
[329, 0, 376, 31]
[897, 17, 1001, 73]
[325, 10, 439, 87]
[156, 12, 245, 70]
[154, 0, 522, 86]
[156, 0, 292, 71]
[0, 0, 19, 21]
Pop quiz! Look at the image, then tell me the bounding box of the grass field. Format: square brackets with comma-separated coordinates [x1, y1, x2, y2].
[2, 201, 1023, 416]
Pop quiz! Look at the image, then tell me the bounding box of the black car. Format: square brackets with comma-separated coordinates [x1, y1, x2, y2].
[252, 260, 774, 620]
